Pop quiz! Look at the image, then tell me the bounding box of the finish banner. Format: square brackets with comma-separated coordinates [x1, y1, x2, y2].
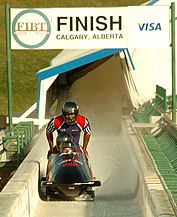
[10, 6, 170, 49]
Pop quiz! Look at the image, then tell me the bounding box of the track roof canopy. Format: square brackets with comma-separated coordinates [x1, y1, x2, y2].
[36, 49, 125, 80]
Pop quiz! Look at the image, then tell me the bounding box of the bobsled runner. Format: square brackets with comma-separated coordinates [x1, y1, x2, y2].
[41, 141, 101, 201]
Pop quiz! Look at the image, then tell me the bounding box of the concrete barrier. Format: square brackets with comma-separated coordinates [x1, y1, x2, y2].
[0, 194, 23, 217]
[0, 161, 39, 217]
[0, 129, 48, 217]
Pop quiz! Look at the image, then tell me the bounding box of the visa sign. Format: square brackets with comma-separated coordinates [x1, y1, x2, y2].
[128, 6, 169, 48]
[138, 23, 161, 31]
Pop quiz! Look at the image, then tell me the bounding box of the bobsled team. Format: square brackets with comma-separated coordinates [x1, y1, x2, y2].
[43, 101, 101, 201]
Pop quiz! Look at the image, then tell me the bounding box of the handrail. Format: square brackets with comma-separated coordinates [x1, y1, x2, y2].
[132, 85, 177, 210]
[0, 121, 34, 166]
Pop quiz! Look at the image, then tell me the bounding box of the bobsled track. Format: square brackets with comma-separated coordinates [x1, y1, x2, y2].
[0, 57, 176, 217]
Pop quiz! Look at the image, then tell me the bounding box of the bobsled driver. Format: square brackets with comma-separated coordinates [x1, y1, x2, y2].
[46, 101, 91, 158]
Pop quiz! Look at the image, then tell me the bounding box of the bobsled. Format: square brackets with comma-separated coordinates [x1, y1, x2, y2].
[41, 141, 101, 201]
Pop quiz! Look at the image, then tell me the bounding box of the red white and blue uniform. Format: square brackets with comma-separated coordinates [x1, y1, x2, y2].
[46, 114, 91, 148]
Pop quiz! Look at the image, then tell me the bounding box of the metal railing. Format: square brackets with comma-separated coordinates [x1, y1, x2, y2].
[133, 85, 168, 123]
[0, 121, 34, 167]
[132, 85, 177, 209]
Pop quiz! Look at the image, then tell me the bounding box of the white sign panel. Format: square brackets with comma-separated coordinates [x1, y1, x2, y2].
[128, 6, 170, 48]
[11, 6, 170, 49]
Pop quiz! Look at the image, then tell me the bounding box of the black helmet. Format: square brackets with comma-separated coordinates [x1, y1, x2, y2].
[60, 141, 76, 153]
[56, 132, 74, 144]
[62, 101, 79, 125]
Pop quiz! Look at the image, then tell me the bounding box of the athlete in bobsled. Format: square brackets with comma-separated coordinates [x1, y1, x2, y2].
[42, 102, 101, 201]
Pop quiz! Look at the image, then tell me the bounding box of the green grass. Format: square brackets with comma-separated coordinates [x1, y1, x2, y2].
[0, 0, 147, 115]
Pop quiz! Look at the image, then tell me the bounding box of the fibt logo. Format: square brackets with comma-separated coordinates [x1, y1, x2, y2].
[12, 9, 51, 49]
[138, 23, 162, 31]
